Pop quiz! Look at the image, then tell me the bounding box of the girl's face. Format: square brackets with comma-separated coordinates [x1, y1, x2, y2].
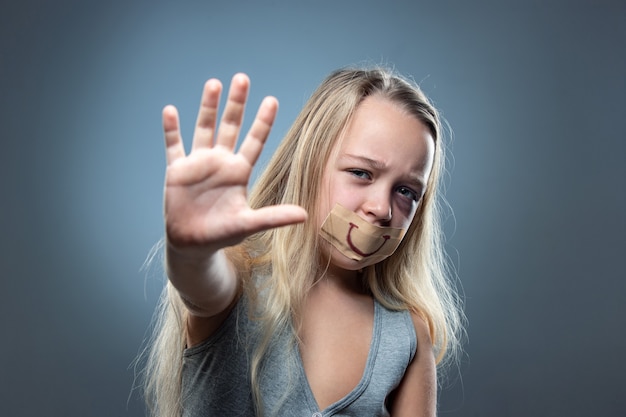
[317, 95, 435, 273]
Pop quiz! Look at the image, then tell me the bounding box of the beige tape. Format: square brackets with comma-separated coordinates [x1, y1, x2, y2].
[319, 203, 406, 265]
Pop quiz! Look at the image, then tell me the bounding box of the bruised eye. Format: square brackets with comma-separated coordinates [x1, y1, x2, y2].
[397, 186, 419, 202]
[348, 169, 371, 180]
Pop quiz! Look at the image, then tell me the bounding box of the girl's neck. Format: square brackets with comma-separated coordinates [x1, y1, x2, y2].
[316, 265, 368, 296]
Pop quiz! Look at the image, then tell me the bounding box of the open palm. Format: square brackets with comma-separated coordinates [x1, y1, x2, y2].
[163, 74, 307, 254]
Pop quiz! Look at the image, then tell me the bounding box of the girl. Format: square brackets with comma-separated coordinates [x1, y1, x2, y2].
[144, 67, 463, 416]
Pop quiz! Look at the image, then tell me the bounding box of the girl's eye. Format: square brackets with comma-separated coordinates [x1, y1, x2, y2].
[348, 169, 371, 180]
[397, 186, 419, 202]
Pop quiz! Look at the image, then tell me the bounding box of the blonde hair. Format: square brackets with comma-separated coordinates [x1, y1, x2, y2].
[143, 66, 464, 416]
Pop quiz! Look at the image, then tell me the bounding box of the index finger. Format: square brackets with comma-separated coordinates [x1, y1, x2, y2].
[237, 96, 278, 166]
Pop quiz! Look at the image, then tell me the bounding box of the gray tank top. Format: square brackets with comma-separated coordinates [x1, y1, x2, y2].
[182, 294, 417, 416]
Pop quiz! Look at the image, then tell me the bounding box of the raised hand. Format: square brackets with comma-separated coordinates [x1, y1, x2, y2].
[163, 74, 307, 255]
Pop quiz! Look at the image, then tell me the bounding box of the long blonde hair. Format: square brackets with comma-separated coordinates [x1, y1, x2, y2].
[143, 66, 464, 416]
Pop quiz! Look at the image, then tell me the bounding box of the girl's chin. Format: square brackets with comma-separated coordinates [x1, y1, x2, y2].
[324, 251, 378, 274]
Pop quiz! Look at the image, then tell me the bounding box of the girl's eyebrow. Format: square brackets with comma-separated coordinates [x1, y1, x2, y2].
[340, 153, 387, 170]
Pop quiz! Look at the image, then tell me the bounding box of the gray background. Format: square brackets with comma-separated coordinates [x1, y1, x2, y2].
[1, 0, 624, 416]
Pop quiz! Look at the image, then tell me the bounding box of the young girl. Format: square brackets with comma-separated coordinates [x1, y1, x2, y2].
[144, 67, 464, 416]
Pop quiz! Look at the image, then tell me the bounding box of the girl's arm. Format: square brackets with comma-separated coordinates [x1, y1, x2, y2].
[388, 312, 437, 417]
[162, 74, 306, 343]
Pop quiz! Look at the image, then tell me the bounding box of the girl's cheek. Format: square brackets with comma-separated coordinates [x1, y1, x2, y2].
[394, 198, 415, 219]
[393, 202, 419, 229]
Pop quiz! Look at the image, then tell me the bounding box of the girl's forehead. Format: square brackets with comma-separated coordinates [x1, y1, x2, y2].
[332, 97, 434, 172]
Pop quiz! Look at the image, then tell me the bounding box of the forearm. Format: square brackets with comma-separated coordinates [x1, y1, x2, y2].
[165, 243, 239, 317]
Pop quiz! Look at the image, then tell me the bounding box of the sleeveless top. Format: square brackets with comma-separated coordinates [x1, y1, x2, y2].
[182, 294, 417, 417]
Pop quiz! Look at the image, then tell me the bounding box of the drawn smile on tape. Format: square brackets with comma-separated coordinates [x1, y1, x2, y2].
[346, 222, 391, 257]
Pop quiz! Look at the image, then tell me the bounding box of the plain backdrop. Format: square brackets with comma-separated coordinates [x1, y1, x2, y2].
[1, 0, 624, 416]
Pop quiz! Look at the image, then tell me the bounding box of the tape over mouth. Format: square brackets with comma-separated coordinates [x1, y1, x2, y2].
[319, 203, 406, 264]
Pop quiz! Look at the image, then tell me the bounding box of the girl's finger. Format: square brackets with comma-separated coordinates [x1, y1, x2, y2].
[163, 105, 186, 165]
[238, 96, 278, 166]
[245, 205, 308, 234]
[215, 73, 249, 150]
[192, 79, 222, 150]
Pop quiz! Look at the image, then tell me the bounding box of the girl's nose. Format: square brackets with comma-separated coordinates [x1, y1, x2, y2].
[362, 194, 392, 225]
